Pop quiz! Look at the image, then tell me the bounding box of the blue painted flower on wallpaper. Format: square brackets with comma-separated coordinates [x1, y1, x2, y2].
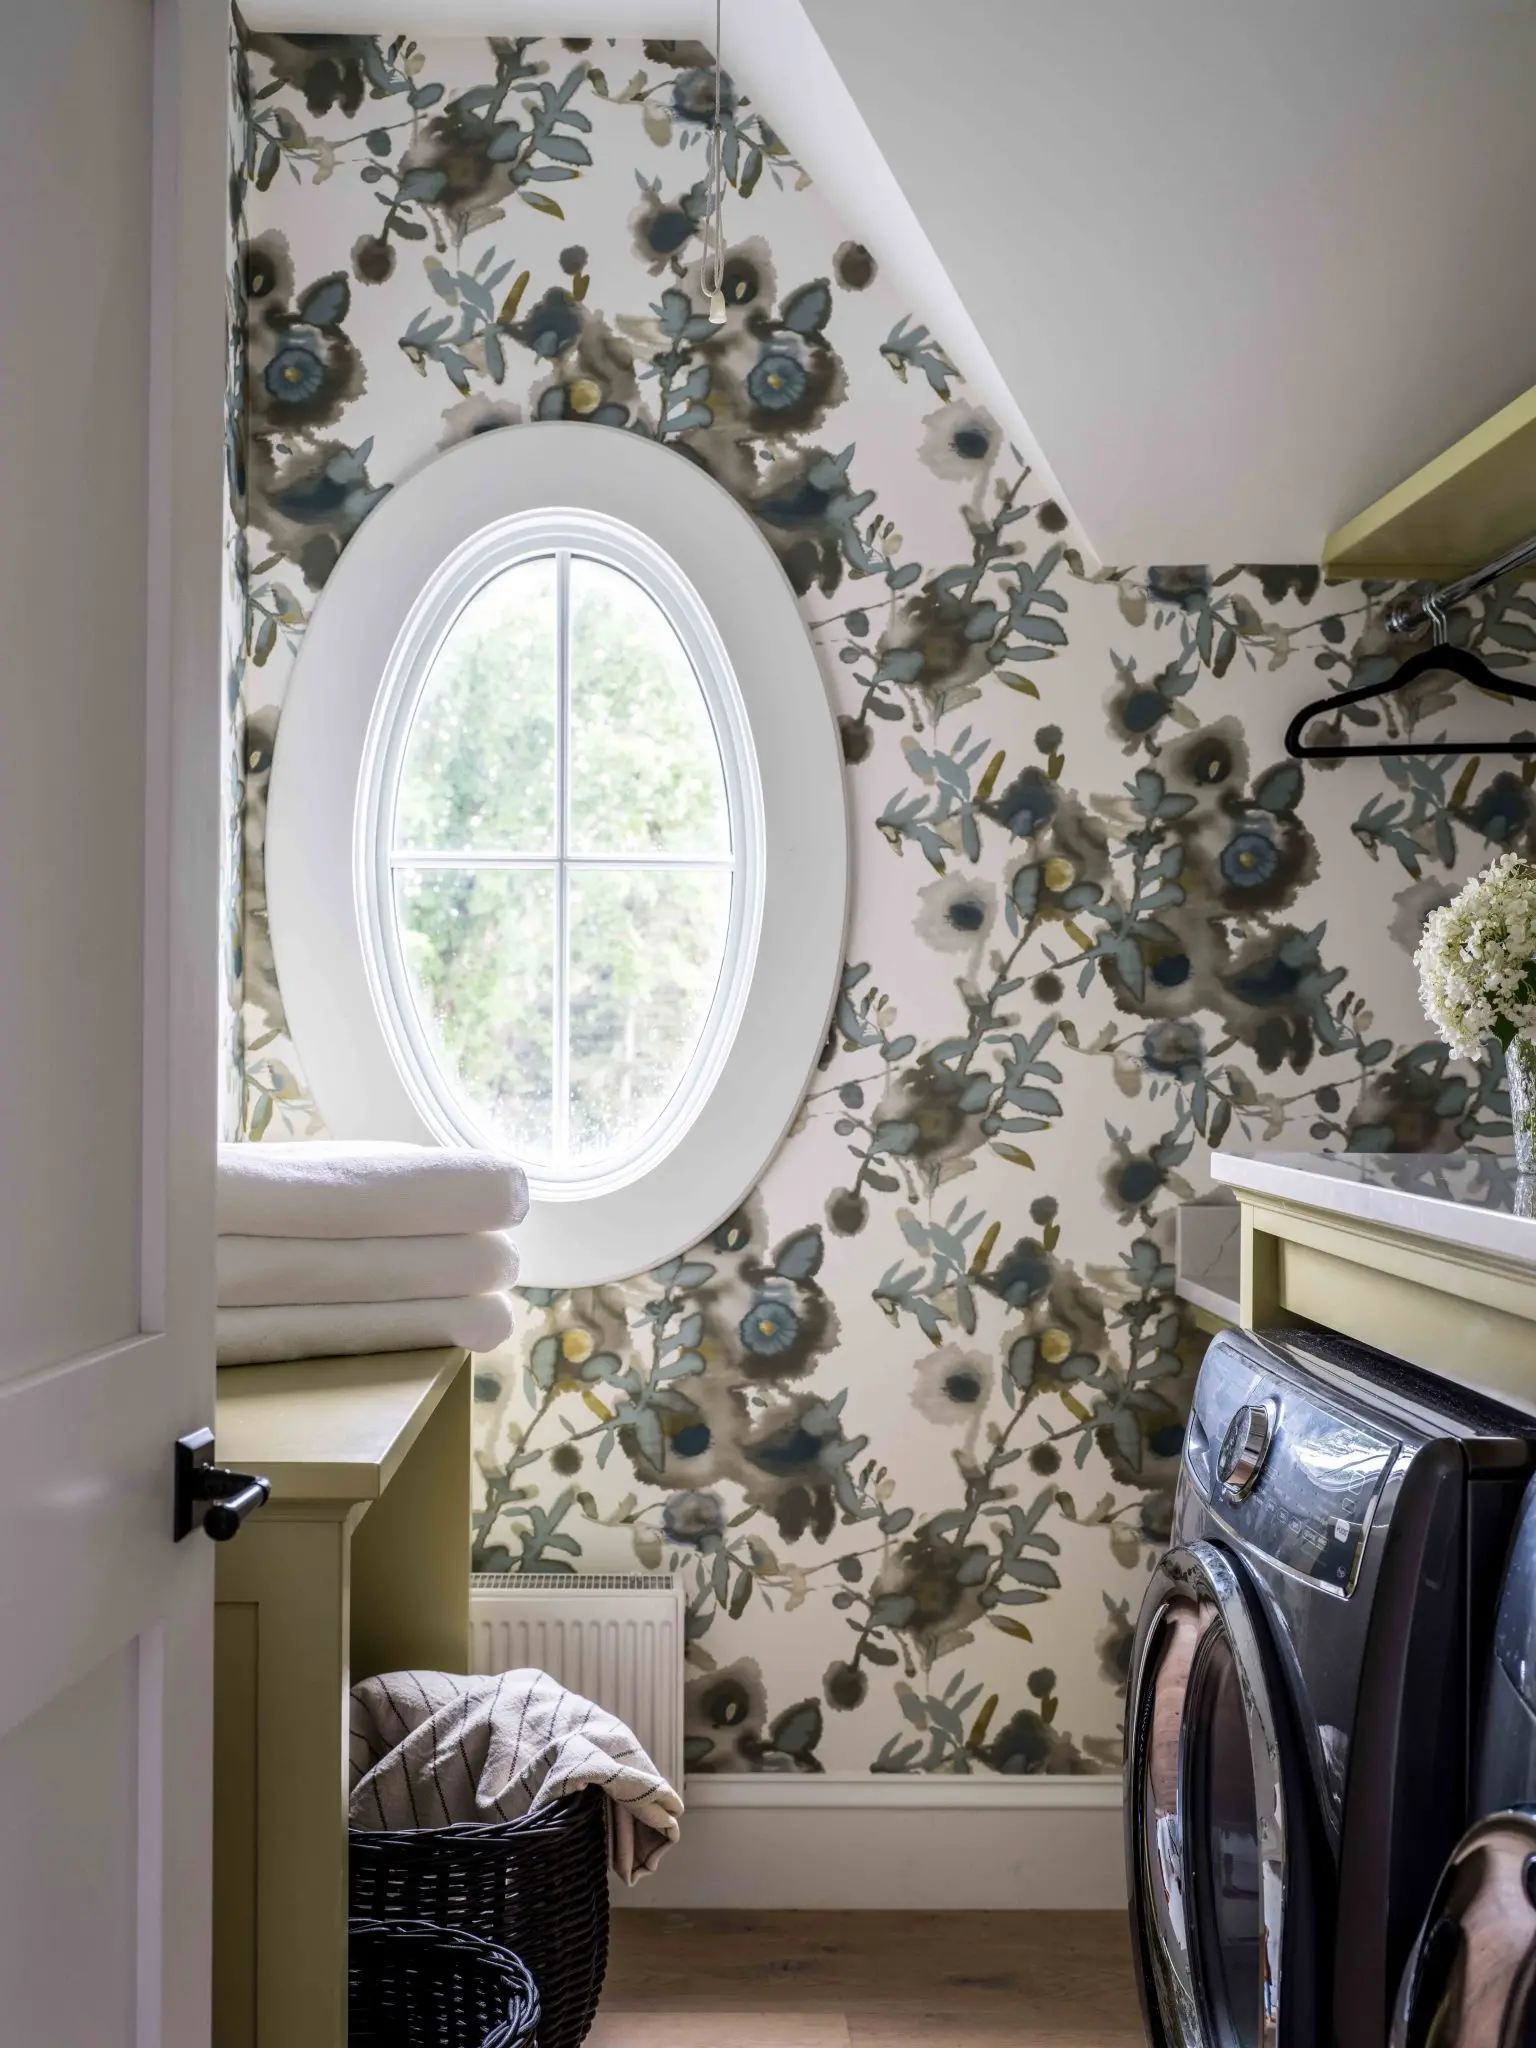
[1101, 1132, 1180, 1221]
[1142, 1018, 1206, 1082]
[1219, 822, 1282, 890]
[265, 338, 329, 406]
[868, 1055, 992, 1180]
[671, 63, 739, 126]
[634, 41, 802, 202]
[730, 280, 844, 434]
[1163, 719, 1246, 794]
[241, 232, 384, 589]
[913, 872, 997, 954]
[245, 30, 376, 117]
[1461, 769, 1534, 847]
[737, 1401, 867, 1544]
[1345, 1040, 1506, 1154]
[873, 1528, 993, 1661]
[982, 1237, 1053, 1312]
[1107, 653, 1199, 748]
[1222, 924, 1345, 1070]
[739, 1294, 801, 1357]
[685, 1659, 825, 1774]
[1204, 772, 1314, 914]
[718, 248, 768, 310]
[919, 399, 1003, 504]
[984, 767, 1058, 838]
[910, 1346, 993, 1425]
[1144, 564, 1214, 613]
[1075, 737, 1323, 1092]
[245, 237, 365, 435]
[950, 420, 993, 463]
[514, 286, 582, 359]
[670, 1418, 712, 1459]
[630, 179, 708, 272]
[661, 1489, 727, 1547]
[746, 343, 809, 412]
[977, 1701, 1099, 1776]
[1244, 563, 1322, 607]
[1003, 1265, 1109, 1394]
[529, 309, 639, 426]
[1151, 950, 1192, 991]
[733, 444, 876, 597]
[249, 436, 390, 590]
[685, 1659, 767, 1771]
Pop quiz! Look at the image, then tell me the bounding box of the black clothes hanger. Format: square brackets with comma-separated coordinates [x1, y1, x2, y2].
[1284, 602, 1536, 760]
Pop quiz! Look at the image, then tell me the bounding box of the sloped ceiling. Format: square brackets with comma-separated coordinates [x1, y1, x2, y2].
[240, 0, 1536, 566]
[803, 0, 1536, 565]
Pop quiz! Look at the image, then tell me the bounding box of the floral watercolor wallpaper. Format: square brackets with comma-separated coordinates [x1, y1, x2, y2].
[227, 27, 1536, 1776]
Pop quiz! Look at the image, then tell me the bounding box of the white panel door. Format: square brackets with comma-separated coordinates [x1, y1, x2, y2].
[0, 0, 227, 2042]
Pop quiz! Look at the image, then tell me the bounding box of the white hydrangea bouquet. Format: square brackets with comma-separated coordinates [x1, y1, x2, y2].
[1416, 852, 1536, 1167]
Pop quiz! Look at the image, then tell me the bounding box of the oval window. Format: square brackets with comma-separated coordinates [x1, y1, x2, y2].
[366, 516, 760, 1201]
[265, 421, 848, 1287]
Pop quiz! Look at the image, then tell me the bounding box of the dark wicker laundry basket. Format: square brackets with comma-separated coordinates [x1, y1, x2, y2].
[350, 1787, 610, 2048]
[349, 1919, 540, 2048]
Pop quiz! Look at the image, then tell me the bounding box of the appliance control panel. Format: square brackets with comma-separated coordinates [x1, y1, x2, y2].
[1184, 1333, 1399, 1595]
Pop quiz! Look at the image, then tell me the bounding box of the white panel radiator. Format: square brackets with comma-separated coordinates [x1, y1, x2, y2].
[469, 1573, 686, 1793]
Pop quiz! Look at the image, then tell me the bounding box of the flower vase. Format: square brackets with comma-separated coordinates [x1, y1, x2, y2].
[1507, 1034, 1536, 1179]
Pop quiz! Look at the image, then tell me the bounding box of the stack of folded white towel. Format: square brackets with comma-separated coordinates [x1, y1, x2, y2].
[216, 1140, 528, 1368]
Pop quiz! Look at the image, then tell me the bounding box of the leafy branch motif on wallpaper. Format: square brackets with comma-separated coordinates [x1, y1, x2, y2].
[229, 27, 1534, 1778]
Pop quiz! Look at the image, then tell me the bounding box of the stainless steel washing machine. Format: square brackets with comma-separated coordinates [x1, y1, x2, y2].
[1126, 1326, 1533, 2048]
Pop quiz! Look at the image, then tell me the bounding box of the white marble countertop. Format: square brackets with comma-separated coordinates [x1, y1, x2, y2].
[1174, 1200, 1241, 1319]
[1209, 1150, 1536, 1267]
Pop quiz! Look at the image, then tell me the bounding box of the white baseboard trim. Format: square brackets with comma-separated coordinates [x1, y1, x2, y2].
[617, 1774, 1128, 1910]
[684, 1771, 1124, 1809]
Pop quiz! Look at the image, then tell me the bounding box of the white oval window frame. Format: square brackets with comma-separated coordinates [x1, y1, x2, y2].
[361, 508, 763, 1204]
[266, 421, 850, 1288]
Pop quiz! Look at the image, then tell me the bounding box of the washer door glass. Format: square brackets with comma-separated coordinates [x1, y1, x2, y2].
[1188, 1627, 1265, 2046]
[1131, 1542, 1298, 2048]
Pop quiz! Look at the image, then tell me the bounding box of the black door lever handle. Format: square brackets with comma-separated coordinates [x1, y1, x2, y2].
[196, 1468, 272, 1541]
[173, 1428, 272, 1542]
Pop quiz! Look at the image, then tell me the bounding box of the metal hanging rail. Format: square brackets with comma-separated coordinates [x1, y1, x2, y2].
[1386, 530, 1536, 638]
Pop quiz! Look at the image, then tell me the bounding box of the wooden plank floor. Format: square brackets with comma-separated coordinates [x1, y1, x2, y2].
[592, 1910, 1144, 2047]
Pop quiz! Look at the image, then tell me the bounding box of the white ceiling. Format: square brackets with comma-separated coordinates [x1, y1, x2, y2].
[239, 0, 1536, 566]
[804, 0, 1536, 564]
